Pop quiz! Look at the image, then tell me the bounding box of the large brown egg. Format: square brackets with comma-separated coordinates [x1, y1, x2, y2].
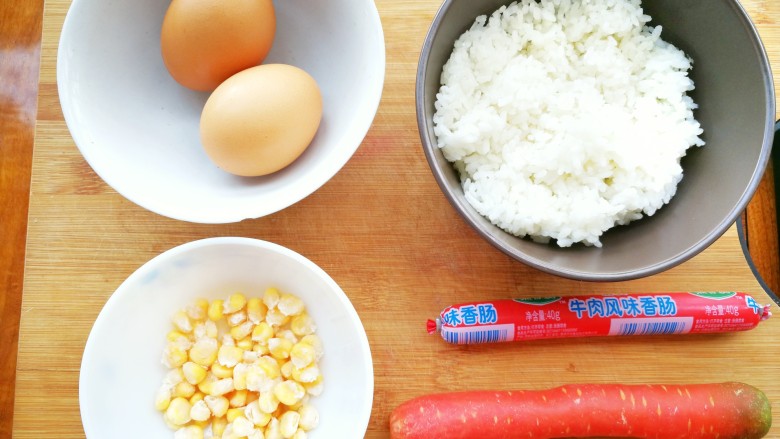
[200, 64, 323, 177]
[160, 0, 276, 92]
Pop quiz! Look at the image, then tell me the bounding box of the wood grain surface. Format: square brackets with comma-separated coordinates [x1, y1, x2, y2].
[10, 0, 780, 438]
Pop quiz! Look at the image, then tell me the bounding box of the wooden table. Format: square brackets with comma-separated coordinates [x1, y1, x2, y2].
[8, 0, 780, 437]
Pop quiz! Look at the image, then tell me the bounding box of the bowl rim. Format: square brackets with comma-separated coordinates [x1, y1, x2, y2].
[57, 0, 387, 224]
[416, 0, 776, 282]
[78, 236, 375, 437]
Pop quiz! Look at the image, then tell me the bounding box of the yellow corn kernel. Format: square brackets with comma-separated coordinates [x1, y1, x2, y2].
[263, 288, 280, 309]
[253, 343, 270, 356]
[246, 298, 267, 324]
[211, 362, 234, 379]
[280, 361, 294, 380]
[265, 417, 282, 439]
[222, 334, 236, 347]
[218, 345, 244, 368]
[251, 322, 274, 345]
[268, 338, 293, 361]
[224, 293, 247, 314]
[227, 310, 247, 327]
[273, 380, 306, 407]
[195, 298, 210, 313]
[163, 368, 185, 387]
[291, 364, 319, 384]
[233, 362, 248, 390]
[231, 321, 254, 341]
[257, 356, 281, 379]
[209, 378, 235, 396]
[290, 314, 316, 337]
[244, 400, 272, 427]
[232, 415, 256, 436]
[212, 416, 228, 436]
[277, 293, 305, 317]
[279, 410, 301, 438]
[277, 329, 298, 344]
[205, 395, 230, 418]
[226, 407, 244, 423]
[155, 386, 172, 411]
[186, 303, 207, 322]
[299, 335, 323, 361]
[229, 389, 248, 408]
[291, 429, 307, 439]
[174, 424, 204, 439]
[257, 390, 279, 414]
[208, 299, 224, 321]
[303, 373, 323, 397]
[189, 337, 218, 367]
[297, 404, 319, 431]
[289, 343, 315, 369]
[174, 381, 197, 399]
[265, 308, 289, 327]
[189, 399, 211, 422]
[189, 391, 205, 405]
[172, 310, 194, 333]
[167, 330, 188, 342]
[163, 344, 188, 369]
[165, 397, 192, 426]
[182, 361, 208, 385]
[243, 349, 259, 364]
[197, 372, 217, 395]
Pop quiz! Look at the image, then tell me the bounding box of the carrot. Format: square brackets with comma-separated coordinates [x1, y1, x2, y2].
[389, 382, 771, 439]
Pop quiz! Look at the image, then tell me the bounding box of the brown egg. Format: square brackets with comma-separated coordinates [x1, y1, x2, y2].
[200, 64, 323, 177]
[161, 0, 275, 92]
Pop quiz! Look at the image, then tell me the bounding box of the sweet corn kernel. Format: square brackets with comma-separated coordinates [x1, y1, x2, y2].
[230, 320, 255, 346]
[297, 404, 319, 431]
[195, 298, 210, 313]
[189, 391, 205, 405]
[224, 293, 247, 314]
[277, 293, 305, 317]
[265, 418, 282, 439]
[253, 343, 270, 356]
[186, 303, 207, 321]
[265, 309, 289, 327]
[252, 322, 274, 345]
[222, 334, 236, 347]
[173, 310, 194, 333]
[211, 363, 233, 380]
[164, 369, 184, 387]
[257, 391, 280, 414]
[226, 407, 244, 423]
[190, 399, 211, 422]
[257, 356, 281, 379]
[218, 345, 244, 368]
[163, 344, 188, 368]
[204, 395, 230, 418]
[292, 429, 307, 439]
[197, 373, 218, 395]
[290, 314, 316, 337]
[167, 330, 187, 342]
[236, 337, 254, 351]
[263, 288, 280, 309]
[233, 362, 248, 390]
[174, 425, 204, 439]
[189, 337, 218, 367]
[229, 389, 248, 408]
[303, 378, 323, 397]
[245, 400, 272, 427]
[208, 299, 224, 321]
[247, 298, 267, 324]
[291, 365, 319, 384]
[183, 361, 208, 385]
[298, 335, 323, 361]
[174, 381, 197, 399]
[212, 416, 228, 436]
[249, 429, 265, 439]
[279, 411, 300, 438]
[243, 350, 260, 363]
[273, 380, 305, 407]
[289, 343, 315, 369]
[277, 329, 298, 344]
[165, 397, 192, 426]
[232, 415, 256, 436]
[268, 338, 293, 361]
[155, 386, 172, 411]
[280, 361, 293, 380]
[209, 378, 235, 396]
[227, 310, 247, 327]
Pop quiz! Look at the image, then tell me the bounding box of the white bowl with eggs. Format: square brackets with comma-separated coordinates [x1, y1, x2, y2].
[79, 237, 374, 438]
[57, 0, 385, 223]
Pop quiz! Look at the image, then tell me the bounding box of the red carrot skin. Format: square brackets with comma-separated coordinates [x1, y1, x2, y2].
[389, 382, 772, 439]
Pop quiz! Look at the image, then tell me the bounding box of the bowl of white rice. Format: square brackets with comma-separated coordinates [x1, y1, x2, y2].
[417, 0, 775, 281]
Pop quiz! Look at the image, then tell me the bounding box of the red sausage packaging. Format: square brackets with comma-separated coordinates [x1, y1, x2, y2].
[428, 292, 771, 344]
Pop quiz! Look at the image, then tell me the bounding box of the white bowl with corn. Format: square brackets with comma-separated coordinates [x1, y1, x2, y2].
[79, 237, 373, 439]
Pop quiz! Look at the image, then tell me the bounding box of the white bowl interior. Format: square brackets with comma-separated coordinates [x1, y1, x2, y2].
[57, 0, 385, 223]
[79, 238, 374, 438]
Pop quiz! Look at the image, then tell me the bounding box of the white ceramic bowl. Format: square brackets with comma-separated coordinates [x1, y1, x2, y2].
[79, 237, 374, 438]
[57, 0, 385, 223]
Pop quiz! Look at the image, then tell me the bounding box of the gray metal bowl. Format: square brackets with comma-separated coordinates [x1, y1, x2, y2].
[417, 0, 775, 281]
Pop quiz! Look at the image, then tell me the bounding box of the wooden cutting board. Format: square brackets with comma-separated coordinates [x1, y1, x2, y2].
[14, 0, 780, 437]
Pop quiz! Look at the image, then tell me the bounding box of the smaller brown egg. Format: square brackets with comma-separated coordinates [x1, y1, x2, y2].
[200, 64, 323, 177]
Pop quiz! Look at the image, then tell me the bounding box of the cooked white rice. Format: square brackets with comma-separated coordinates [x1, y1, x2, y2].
[433, 0, 704, 247]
